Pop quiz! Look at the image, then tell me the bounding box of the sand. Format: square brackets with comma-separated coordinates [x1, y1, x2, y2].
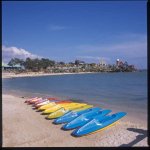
[2, 72, 95, 79]
[2, 94, 148, 147]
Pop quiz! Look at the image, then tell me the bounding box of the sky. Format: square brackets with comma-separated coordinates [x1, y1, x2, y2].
[2, 1, 147, 69]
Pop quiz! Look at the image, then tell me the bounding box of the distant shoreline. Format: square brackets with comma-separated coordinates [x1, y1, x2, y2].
[2, 70, 145, 79]
[2, 72, 96, 79]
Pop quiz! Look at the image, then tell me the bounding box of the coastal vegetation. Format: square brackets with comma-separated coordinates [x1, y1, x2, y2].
[3, 57, 137, 73]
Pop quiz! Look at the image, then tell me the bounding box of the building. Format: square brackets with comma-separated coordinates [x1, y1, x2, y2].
[2, 63, 12, 70]
[2, 62, 23, 71]
[116, 59, 124, 67]
[116, 59, 120, 66]
[75, 60, 85, 65]
[99, 58, 107, 66]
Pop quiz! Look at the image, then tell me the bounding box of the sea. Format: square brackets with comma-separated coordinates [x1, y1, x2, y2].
[2, 71, 147, 126]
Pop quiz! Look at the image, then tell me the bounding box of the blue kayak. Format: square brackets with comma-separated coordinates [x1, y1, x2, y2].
[62, 109, 112, 130]
[54, 107, 101, 124]
[72, 112, 127, 137]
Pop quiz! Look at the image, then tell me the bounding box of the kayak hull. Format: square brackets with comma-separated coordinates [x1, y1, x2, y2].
[62, 109, 111, 130]
[53, 106, 98, 124]
[72, 112, 127, 137]
[27, 97, 42, 104]
[47, 103, 88, 119]
[47, 104, 90, 119]
[38, 100, 72, 111]
[43, 103, 80, 114]
[25, 97, 38, 103]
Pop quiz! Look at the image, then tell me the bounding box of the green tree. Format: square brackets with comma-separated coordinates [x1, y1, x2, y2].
[24, 57, 33, 70]
[59, 61, 65, 65]
[8, 58, 25, 66]
[75, 60, 80, 66]
[48, 60, 55, 66]
[39, 58, 49, 69]
[33, 58, 41, 71]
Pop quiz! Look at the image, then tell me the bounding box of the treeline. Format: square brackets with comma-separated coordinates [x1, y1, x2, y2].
[7, 57, 137, 73]
[8, 57, 55, 71]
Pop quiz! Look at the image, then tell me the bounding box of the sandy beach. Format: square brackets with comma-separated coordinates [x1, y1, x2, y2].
[2, 94, 148, 147]
[2, 72, 95, 79]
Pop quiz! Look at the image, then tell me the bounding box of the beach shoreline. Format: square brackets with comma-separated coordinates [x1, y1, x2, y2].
[2, 72, 97, 79]
[2, 93, 148, 147]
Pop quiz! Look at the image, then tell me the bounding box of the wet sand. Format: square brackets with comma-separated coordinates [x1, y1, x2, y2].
[2, 94, 148, 147]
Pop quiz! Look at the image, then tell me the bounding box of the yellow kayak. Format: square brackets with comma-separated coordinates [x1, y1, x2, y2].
[69, 104, 93, 112]
[43, 103, 85, 114]
[38, 102, 56, 111]
[47, 104, 93, 119]
[64, 103, 87, 111]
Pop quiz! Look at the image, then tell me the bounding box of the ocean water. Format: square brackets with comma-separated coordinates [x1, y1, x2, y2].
[2, 71, 147, 125]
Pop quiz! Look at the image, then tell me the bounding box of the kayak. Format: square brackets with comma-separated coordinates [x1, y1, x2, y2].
[28, 97, 58, 104]
[27, 97, 42, 104]
[42, 103, 78, 114]
[52, 105, 94, 120]
[24, 97, 38, 103]
[45, 103, 87, 116]
[46, 104, 89, 119]
[47, 97, 59, 100]
[43, 103, 86, 114]
[53, 107, 101, 124]
[27, 97, 43, 104]
[28, 98, 48, 104]
[62, 109, 111, 130]
[32, 98, 60, 106]
[34, 99, 56, 105]
[34, 100, 72, 109]
[71, 112, 127, 137]
[34, 99, 57, 108]
[37, 100, 73, 111]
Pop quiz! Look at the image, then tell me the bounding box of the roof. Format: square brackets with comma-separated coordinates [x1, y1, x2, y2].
[13, 64, 21, 67]
[2, 62, 11, 67]
[2, 63, 22, 68]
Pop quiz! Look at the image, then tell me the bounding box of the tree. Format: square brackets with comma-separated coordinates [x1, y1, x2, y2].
[8, 58, 25, 66]
[8, 58, 16, 66]
[59, 61, 65, 65]
[90, 63, 96, 67]
[24, 57, 33, 70]
[33, 58, 40, 71]
[75, 60, 80, 66]
[49, 60, 55, 66]
[40, 58, 49, 69]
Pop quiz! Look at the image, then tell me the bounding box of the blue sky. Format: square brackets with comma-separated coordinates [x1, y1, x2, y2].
[2, 1, 147, 69]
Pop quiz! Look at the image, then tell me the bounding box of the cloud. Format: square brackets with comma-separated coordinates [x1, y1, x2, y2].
[49, 25, 67, 31]
[2, 45, 41, 63]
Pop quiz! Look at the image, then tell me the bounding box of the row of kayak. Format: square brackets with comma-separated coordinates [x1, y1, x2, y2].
[25, 97, 127, 137]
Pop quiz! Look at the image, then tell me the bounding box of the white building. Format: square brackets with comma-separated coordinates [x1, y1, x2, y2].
[99, 58, 107, 66]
